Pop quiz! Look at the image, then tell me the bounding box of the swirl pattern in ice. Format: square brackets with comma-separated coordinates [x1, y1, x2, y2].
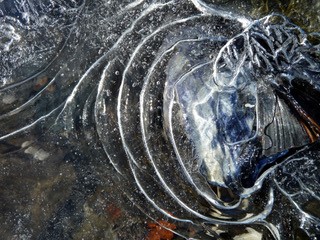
[0, 0, 319, 239]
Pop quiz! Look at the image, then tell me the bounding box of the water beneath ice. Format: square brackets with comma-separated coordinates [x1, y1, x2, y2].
[0, 0, 319, 239]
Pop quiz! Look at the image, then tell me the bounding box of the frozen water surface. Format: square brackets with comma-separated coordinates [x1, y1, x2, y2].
[0, 0, 320, 239]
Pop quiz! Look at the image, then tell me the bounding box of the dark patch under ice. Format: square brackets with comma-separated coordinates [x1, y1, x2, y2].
[0, 1, 320, 239]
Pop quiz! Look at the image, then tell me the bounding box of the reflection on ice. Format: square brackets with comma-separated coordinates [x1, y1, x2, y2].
[0, 0, 319, 239]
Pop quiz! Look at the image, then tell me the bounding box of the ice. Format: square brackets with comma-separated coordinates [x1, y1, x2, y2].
[0, 1, 319, 239]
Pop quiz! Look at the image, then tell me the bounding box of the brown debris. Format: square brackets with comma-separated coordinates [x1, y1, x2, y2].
[105, 203, 122, 221]
[146, 220, 177, 240]
[33, 76, 49, 91]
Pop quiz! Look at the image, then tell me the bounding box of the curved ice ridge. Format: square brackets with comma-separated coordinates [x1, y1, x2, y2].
[176, 13, 320, 193]
[0, 1, 319, 239]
